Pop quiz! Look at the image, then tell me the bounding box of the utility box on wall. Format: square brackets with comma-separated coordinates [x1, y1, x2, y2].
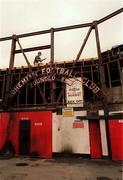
[0, 111, 52, 159]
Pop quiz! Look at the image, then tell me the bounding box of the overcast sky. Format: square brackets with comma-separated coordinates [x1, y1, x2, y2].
[0, 0, 123, 68]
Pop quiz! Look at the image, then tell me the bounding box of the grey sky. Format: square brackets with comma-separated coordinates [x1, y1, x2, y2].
[0, 0, 123, 68]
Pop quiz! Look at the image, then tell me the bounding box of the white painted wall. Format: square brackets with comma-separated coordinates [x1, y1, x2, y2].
[52, 111, 90, 154]
[99, 119, 108, 156]
[52, 113, 62, 152]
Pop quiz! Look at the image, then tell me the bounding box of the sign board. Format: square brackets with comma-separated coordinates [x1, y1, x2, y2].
[66, 77, 83, 107]
[87, 110, 99, 119]
[73, 120, 84, 128]
[119, 120, 123, 123]
[62, 108, 74, 117]
[34, 122, 43, 126]
[6, 65, 101, 106]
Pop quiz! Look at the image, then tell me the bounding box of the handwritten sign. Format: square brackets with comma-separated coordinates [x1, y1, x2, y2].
[66, 77, 83, 107]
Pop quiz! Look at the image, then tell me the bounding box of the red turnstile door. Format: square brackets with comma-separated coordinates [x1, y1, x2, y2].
[89, 120, 102, 159]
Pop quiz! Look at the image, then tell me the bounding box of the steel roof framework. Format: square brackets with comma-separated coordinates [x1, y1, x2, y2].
[0, 8, 122, 109]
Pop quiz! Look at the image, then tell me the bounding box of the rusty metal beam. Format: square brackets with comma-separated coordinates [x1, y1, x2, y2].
[94, 23, 108, 108]
[15, 45, 51, 54]
[3, 36, 17, 108]
[0, 23, 92, 41]
[16, 37, 32, 68]
[54, 22, 92, 32]
[9, 37, 16, 70]
[50, 28, 55, 103]
[94, 24, 105, 90]
[0, 23, 92, 42]
[0, 29, 51, 41]
[74, 26, 93, 64]
[0, 8, 122, 42]
[56, 88, 64, 103]
[97, 8, 123, 24]
[16, 38, 47, 104]
[2, 74, 6, 101]
[94, 24, 103, 65]
[3, 35, 47, 107]
[50, 28, 54, 64]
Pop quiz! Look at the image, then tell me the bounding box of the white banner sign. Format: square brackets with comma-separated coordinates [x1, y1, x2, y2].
[66, 77, 83, 107]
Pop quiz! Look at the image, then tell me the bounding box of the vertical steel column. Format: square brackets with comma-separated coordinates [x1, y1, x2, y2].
[106, 63, 113, 102]
[94, 23, 105, 91]
[9, 35, 16, 71]
[94, 22, 108, 118]
[107, 63, 112, 88]
[34, 86, 36, 105]
[50, 28, 55, 103]
[3, 36, 16, 108]
[50, 28, 54, 64]
[117, 59, 122, 85]
[81, 63, 85, 106]
[2, 75, 6, 101]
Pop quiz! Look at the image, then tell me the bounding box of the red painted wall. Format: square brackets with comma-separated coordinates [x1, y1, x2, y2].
[108, 120, 123, 160]
[0, 111, 52, 158]
[89, 120, 102, 159]
[0, 112, 9, 150]
[18, 111, 52, 158]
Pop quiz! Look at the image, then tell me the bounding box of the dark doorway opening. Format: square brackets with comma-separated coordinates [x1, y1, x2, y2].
[19, 120, 31, 155]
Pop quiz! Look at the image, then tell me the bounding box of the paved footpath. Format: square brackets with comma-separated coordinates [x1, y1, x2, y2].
[0, 157, 122, 180]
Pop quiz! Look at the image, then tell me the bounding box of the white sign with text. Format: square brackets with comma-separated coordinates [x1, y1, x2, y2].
[66, 77, 83, 107]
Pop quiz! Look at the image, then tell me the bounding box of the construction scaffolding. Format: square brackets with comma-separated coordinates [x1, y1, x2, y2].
[0, 8, 122, 112]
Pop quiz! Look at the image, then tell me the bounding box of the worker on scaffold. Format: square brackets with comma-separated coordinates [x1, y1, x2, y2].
[33, 51, 46, 65]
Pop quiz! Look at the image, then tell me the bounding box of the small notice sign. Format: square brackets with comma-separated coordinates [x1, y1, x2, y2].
[66, 77, 83, 107]
[119, 120, 123, 123]
[73, 121, 84, 128]
[62, 108, 74, 117]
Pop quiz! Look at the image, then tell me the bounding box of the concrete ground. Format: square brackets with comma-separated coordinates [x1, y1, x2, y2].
[0, 157, 122, 180]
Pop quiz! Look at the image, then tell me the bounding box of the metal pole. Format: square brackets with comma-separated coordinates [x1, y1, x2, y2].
[15, 36, 32, 68]
[15, 45, 51, 54]
[0, 8, 122, 42]
[0, 23, 92, 41]
[97, 8, 123, 24]
[74, 26, 92, 64]
[3, 36, 16, 108]
[94, 23, 105, 90]
[50, 28, 54, 64]
[50, 28, 55, 103]
[94, 23, 109, 118]
[9, 35, 16, 71]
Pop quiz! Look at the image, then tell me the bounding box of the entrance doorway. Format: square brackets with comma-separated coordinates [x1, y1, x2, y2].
[19, 120, 30, 155]
[89, 120, 102, 159]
